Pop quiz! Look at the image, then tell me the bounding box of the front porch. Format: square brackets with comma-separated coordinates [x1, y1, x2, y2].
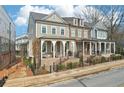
[40, 39, 115, 65]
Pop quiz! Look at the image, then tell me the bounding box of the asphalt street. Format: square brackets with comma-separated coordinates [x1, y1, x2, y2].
[47, 67, 124, 87]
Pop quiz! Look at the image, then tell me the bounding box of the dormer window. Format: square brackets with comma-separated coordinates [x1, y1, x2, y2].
[75, 19, 77, 24]
[80, 19, 84, 26]
[73, 19, 77, 25]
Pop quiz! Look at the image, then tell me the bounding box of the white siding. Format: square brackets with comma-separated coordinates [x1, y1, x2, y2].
[83, 30, 88, 38]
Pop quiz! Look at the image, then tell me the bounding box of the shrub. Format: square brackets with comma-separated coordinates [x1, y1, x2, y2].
[72, 62, 79, 68]
[87, 56, 95, 65]
[105, 57, 110, 62]
[67, 62, 73, 69]
[110, 54, 116, 61]
[121, 51, 124, 56]
[101, 56, 106, 63]
[110, 54, 122, 61]
[89, 56, 107, 65]
[58, 64, 65, 71]
[23, 57, 31, 66]
[79, 54, 84, 66]
[92, 56, 101, 64]
[115, 54, 122, 60]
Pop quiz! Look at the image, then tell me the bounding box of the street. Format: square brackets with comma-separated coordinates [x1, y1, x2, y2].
[47, 67, 124, 87]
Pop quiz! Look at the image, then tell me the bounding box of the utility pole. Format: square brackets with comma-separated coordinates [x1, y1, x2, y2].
[9, 22, 11, 65]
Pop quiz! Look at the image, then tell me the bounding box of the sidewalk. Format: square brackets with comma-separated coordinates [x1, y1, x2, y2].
[4, 59, 124, 87]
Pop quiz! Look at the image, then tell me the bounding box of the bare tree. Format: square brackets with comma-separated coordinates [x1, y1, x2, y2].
[32, 38, 41, 72]
[101, 5, 124, 40]
[75, 5, 124, 40]
[74, 6, 104, 27]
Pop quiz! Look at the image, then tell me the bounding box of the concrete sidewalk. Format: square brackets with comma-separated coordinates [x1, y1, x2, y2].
[4, 59, 124, 87]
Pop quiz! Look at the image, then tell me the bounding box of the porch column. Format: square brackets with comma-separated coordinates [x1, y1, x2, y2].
[109, 42, 111, 54]
[113, 42, 115, 54]
[46, 42, 47, 53]
[66, 42, 69, 56]
[72, 41, 76, 57]
[104, 42, 106, 54]
[90, 42, 92, 55]
[41, 40, 44, 60]
[83, 41, 84, 55]
[60, 43, 62, 57]
[51, 43, 52, 53]
[99, 42, 101, 54]
[62, 41, 66, 57]
[95, 42, 97, 55]
[52, 40, 56, 58]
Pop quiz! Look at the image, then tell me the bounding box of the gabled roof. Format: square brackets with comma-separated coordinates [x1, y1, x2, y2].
[84, 21, 107, 31]
[84, 22, 92, 28]
[30, 12, 48, 20]
[16, 34, 28, 40]
[95, 21, 107, 31]
[62, 17, 74, 24]
[30, 11, 68, 24]
[42, 12, 68, 24]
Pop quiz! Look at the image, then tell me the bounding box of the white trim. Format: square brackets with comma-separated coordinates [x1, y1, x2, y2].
[41, 24, 47, 34]
[43, 12, 68, 24]
[51, 26, 57, 35]
[60, 27, 65, 36]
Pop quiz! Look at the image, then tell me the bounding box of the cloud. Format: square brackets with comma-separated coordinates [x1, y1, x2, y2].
[54, 5, 75, 17]
[15, 5, 103, 26]
[15, 5, 54, 26]
[15, 16, 27, 26]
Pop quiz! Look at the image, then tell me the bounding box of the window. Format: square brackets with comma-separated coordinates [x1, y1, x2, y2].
[71, 30, 75, 37]
[80, 19, 84, 26]
[51, 26, 56, 35]
[41, 25, 47, 34]
[43, 42, 47, 52]
[97, 31, 107, 39]
[78, 31, 82, 38]
[84, 30, 88, 38]
[61, 28, 64, 35]
[95, 29, 97, 38]
[75, 19, 77, 24]
[73, 19, 77, 25]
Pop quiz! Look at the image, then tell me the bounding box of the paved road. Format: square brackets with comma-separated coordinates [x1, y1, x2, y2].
[47, 67, 124, 87]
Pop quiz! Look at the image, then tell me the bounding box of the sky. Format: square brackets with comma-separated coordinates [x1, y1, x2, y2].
[4, 5, 88, 37]
[4, 5, 124, 37]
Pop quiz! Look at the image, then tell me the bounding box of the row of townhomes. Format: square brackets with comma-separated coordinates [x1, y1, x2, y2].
[16, 34, 28, 57]
[0, 6, 16, 70]
[27, 11, 115, 66]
